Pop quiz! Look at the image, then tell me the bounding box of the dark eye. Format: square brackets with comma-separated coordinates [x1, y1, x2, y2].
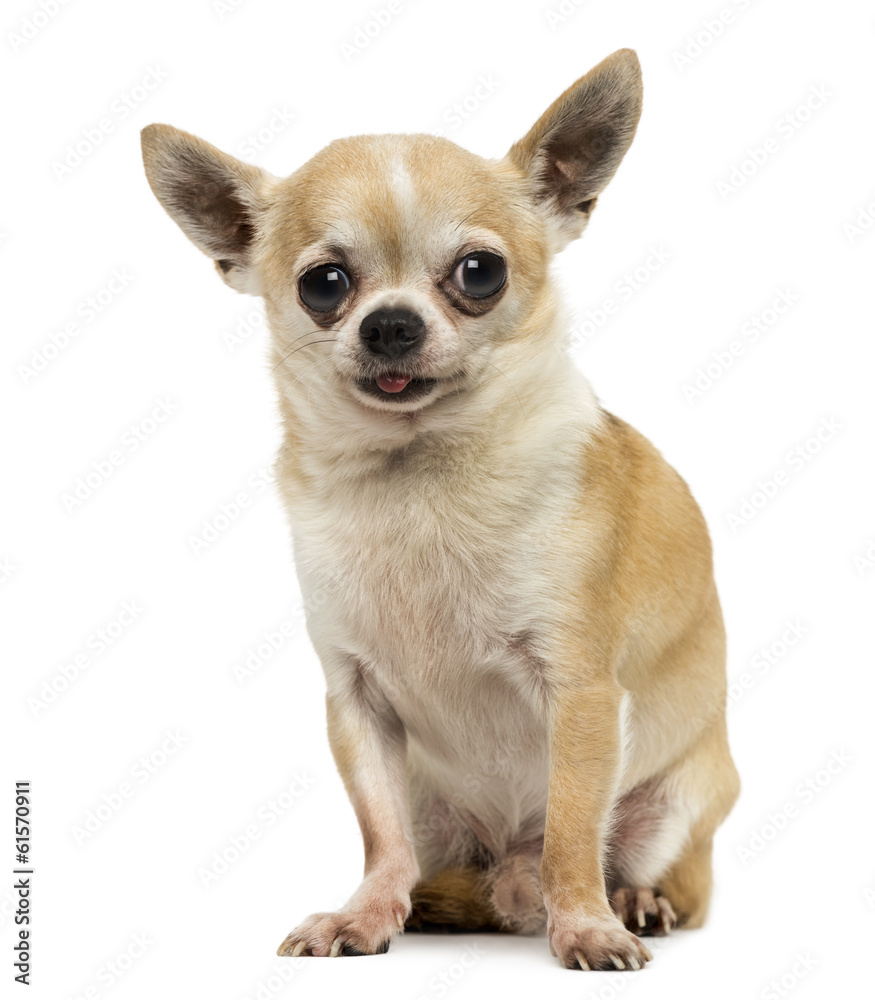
[299, 264, 350, 312]
[452, 252, 506, 298]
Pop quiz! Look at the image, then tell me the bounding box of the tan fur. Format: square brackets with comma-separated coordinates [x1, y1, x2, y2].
[141, 48, 738, 971]
[532, 415, 739, 965]
[408, 866, 498, 931]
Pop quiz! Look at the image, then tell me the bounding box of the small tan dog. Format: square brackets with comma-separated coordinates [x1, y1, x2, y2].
[142, 49, 739, 971]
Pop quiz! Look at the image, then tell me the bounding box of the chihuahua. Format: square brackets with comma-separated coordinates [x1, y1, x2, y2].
[141, 49, 739, 971]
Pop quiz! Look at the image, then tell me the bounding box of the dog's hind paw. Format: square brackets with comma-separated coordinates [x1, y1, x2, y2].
[610, 886, 676, 936]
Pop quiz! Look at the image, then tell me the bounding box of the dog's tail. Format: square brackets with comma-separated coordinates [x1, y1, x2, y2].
[408, 865, 497, 931]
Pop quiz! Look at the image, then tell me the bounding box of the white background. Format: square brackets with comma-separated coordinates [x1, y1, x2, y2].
[3, 0, 874, 997]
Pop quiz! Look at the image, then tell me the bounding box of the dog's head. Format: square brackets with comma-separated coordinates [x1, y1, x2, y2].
[142, 50, 641, 437]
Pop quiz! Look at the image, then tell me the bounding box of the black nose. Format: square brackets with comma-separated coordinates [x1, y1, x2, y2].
[359, 308, 425, 360]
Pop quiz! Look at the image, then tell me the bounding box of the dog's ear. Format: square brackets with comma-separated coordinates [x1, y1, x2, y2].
[507, 49, 642, 247]
[141, 124, 271, 293]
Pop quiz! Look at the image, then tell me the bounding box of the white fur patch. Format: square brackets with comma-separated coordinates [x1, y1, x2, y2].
[389, 155, 417, 216]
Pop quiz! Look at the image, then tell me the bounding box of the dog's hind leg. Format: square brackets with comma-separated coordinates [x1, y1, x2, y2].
[607, 719, 740, 934]
[408, 852, 546, 934]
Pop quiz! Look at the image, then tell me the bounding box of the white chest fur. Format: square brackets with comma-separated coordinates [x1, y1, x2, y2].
[281, 374, 602, 859]
[294, 423, 573, 685]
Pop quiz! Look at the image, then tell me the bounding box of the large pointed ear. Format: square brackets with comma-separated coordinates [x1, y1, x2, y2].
[506, 49, 642, 247]
[141, 124, 271, 293]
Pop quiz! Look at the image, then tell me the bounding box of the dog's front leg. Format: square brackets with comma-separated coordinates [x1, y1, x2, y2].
[542, 677, 652, 971]
[277, 661, 419, 957]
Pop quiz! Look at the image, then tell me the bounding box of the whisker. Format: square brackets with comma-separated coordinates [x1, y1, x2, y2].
[272, 339, 338, 372]
[453, 205, 492, 235]
[278, 354, 337, 402]
[485, 360, 528, 421]
[272, 328, 338, 372]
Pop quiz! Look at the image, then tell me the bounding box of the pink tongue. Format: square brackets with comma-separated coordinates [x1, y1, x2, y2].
[376, 373, 412, 393]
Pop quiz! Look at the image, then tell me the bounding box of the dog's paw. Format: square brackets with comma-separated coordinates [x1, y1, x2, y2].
[548, 914, 653, 971]
[276, 902, 408, 957]
[610, 887, 676, 936]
